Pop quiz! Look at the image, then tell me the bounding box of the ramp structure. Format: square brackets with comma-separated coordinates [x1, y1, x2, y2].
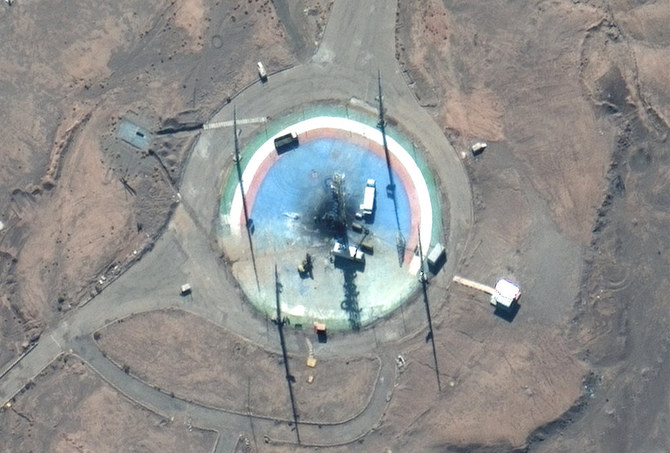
[452, 275, 496, 295]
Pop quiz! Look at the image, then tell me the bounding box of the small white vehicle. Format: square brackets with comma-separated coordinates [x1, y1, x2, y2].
[257, 61, 267, 82]
[471, 142, 487, 156]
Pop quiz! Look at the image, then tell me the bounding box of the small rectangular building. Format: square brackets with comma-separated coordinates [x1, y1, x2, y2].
[427, 243, 446, 273]
[331, 241, 365, 263]
[313, 322, 327, 343]
[359, 240, 374, 254]
[471, 142, 487, 156]
[180, 283, 192, 296]
[274, 132, 299, 153]
[118, 119, 152, 150]
[490, 279, 520, 309]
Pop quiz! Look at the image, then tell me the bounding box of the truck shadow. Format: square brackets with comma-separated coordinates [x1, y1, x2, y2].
[494, 300, 521, 323]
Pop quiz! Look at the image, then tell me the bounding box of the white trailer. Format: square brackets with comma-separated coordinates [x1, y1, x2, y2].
[359, 179, 376, 216]
[257, 61, 267, 82]
[426, 242, 446, 273]
[471, 142, 487, 156]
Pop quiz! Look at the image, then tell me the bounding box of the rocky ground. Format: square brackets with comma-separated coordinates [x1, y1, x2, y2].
[0, 0, 296, 367]
[0, 0, 668, 452]
[396, 0, 670, 452]
[0, 355, 216, 453]
[96, 309, 379, 424]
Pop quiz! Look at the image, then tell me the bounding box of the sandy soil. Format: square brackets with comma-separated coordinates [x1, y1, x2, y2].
[0, 355, 216, 453]
[397, 0, 613, 244]
[0, 0, 295, 368]
[271, 290, 584, 453]
[97, 309, 380, 423]
[321, 286, 582, 451]
[1, 0, 669, 451]
[0, 1, 296, 449]
[393, 0, 669, 451]
[273, 0, 333, 61]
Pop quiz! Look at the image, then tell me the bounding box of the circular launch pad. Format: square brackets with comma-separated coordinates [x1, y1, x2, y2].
[219, 112, 443, 330]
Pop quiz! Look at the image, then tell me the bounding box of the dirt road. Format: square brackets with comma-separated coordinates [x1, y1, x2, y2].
[4, 0, 648, 450]
[0, 0, 472, 449]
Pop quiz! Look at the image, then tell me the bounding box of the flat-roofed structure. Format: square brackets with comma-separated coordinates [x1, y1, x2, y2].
[490, 279, 521, 309]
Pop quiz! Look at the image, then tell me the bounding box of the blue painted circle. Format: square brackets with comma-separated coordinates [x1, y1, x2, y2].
[250, 137, 412, 251]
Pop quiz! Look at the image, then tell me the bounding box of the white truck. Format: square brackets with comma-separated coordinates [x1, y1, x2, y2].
[257, 61, 267, 82]
[180, 283, 192, 296]
[359, 179, 376, 216]
[471, 142, 487, 156]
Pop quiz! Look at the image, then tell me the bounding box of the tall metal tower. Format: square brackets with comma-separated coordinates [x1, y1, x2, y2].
[330, 172, 348, 243]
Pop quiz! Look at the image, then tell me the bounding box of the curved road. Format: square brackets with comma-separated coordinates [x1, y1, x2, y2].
[0, 1, 473, 451]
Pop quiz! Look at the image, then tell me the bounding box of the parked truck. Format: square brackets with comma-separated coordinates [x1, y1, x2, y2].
[257, 61, 267, 82]
[274, 132, 299, 153]
[359, 179, 376, 216]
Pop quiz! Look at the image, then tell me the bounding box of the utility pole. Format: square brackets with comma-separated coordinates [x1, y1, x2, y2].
[274, 265, 301, 444]
[233, 106, 249, 223]
[418, 226, 441, 392]
[377, 70, 405, 265]
[330, 172, 348, 243]
[234, 105, 260, 292]
[377, 69, 395, 197]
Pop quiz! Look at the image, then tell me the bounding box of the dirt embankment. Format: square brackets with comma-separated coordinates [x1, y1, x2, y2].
[272, 0, 334, 61]
[0, 0, 296, 369]
[547, 2, 670, 451]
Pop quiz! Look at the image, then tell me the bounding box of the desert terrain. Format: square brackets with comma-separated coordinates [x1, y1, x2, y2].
[0, 0, 669, 452]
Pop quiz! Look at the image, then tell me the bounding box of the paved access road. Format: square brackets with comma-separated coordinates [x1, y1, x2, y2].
[0, 0, 472, 450]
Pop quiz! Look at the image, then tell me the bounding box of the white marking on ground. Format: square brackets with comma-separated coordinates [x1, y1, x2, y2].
[203, 117, 267, 130]
[452, 275, 496, 295]
[49, 334, 63, 350]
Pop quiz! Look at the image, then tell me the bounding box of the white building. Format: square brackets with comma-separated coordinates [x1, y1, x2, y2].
[490, 279, 520, 309]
